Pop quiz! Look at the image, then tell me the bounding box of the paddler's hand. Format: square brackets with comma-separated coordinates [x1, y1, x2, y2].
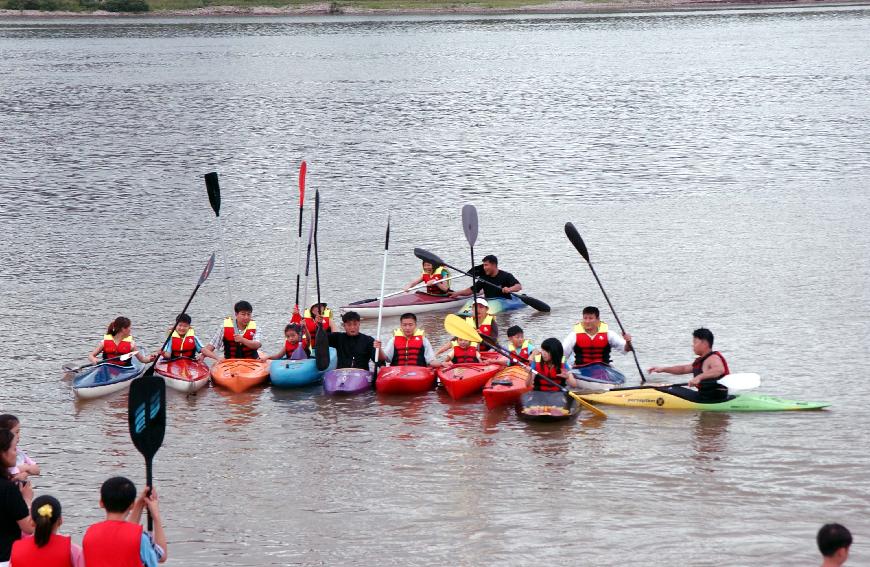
[373, 340, 382, 350]
[623, 333, 633, 351]
[647, 366, 663, 374]
[314, 314, 323, 325]
[233, 333, 245, 343]
[148, 354, 157, 362]
[688, 376, 701, 388]
[502, 286, 511, 294]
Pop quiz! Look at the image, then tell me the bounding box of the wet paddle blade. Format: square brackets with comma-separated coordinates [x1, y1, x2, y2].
[204, 172, 221, 217]
[290, 344, 308, 361]
[315, 327, 330, 371]
[444, 314, 483, 343]
[516, 294, 551, 312]
[719, 373, 761, 391]
[567, 391, 608, 419]
[199, 253, 216, 286]
[414, 247, 446, 267]
[462, 204, 478, 247]
[128, 374, 167, 460]
[564, 222, 590, 263]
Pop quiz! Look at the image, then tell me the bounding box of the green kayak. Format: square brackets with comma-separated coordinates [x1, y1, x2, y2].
[579, 386, 830, 412]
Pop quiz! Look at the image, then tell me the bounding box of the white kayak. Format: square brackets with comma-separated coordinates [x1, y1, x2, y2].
[341, 291, 467, 318]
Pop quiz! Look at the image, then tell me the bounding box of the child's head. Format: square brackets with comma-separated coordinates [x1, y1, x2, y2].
[234, 301, 253, 326]
[0, 414, 19, 438]
[100, 476, 137, 514]
[175, 313, 192, 335]
[31, 495, 63, 547]
[540, 338, 564, 366]
[106, 316, 132, 337]
[284, 324, 302, 343]
[507, 325, 524, 346]
[456, 338, 471, 349]
[421, 260, 434, 274]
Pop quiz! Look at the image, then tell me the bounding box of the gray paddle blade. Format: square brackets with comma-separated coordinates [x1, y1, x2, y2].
[462, 204, 479, 246]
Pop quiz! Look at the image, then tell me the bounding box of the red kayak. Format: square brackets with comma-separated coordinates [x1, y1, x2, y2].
[482, 366, 531, 409]
[155, 358, 210, 393]
[437, 363, 503, 400]
[480, 351, 509, 366]
[376, 366, 436, 395]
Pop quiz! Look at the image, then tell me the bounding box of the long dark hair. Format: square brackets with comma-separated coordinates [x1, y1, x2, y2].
[540, 338, 564, 369]
[106, 316, 131, 336]
[0, 414, 18, 430]
[31, 495, 62, 547]
[0, 428, 15, 480]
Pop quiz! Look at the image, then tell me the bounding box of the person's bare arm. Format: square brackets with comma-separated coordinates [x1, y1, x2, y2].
[647, 364, 692, 376]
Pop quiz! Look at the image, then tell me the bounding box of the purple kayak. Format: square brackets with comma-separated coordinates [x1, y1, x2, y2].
[323, 368, 372, 395]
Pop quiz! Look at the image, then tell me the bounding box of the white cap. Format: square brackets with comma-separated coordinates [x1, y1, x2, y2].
[474, 298, 489, 307]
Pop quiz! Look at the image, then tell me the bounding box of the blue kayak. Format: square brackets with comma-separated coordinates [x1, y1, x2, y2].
[73, 358, 145, 399]
[270, 348, 337, 388]
[458, 295, 526, 315]
[571, 363, 626, 386]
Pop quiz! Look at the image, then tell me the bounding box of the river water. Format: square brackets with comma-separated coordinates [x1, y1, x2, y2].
[1, 6, 869, 565]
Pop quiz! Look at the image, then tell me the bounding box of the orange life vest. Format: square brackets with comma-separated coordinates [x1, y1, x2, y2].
[102, 334, 134, 366]
[303, 307, 332, 336]
[392, 329, 427, 366]
[82, 520, 142, 567]
[573, 321, 611, 365]
[223, 318, 258, 359]
[422, 266, 449, 295]
[169, 328, 197, 359]
[10, 533, 73, 567]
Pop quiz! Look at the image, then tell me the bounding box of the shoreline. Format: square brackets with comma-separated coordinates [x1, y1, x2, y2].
[1, 0, 868, 19]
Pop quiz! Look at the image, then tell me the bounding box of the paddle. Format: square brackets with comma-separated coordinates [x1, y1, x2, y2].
[129, 252, 215, 531]
[462, 205, 481, 329]
[313, 190, 330, 372]
[609, 373, 761, 393]
[294, 213, 316, 361]
[413, 248, 551, 312]
[374, 213, 390, 368]
[564, 222, 646, 383]
[445, 314, 606, 418]
[63, 351, 140, 373]
[348, 274, 468, 306]
[204, 172, 236, 328]
[291, 161, 307, 325]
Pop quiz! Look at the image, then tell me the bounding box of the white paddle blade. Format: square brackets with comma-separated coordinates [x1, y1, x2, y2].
[120, 350, 139, 361]
[719, 373, 760, 391]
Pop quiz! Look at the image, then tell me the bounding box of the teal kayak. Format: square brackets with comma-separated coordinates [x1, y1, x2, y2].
[458, 295, 526, 315]
[270, 348, 337, 388]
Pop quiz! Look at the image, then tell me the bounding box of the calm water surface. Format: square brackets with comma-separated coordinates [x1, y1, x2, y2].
[1, 7, 869, 566]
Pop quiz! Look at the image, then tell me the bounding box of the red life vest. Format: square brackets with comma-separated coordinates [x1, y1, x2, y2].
[692, 351, 730, 380]
[464, 315, 495, 351]
[10, 533, 73, 567]
[169, 328, 197, 359]
[533, 354, 566, 391]
[391, 329, 427, 366]
[508, 340, 532, 365]
[451, 341, 479, 364]
[103, 334, 134, 366]
[422, 267, 449, 295]
[573, 322, 612, 365]
[82, 520, 143, 567]
[223, 318, 259, 359]
[303, 307, 332, 336]
[284, 338, 310, 358]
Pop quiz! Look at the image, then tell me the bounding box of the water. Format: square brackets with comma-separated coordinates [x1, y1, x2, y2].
[1, 7, 869, 565]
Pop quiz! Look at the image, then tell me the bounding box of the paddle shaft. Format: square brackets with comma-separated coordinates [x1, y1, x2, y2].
[470, 245, 480, 328]
[294, 161, 307, 308]
[314, 190, 321, 307]
[66, 351, 139, 372]
[302, 211, 315, 313]
[375, 214, 390, 363]
[353, 274, 467, 305]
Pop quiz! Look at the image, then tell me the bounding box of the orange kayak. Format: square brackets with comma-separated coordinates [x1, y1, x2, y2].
[210, 359, 270, 393]
[482, 366, 531, 409]
[437, 363, 503, 400]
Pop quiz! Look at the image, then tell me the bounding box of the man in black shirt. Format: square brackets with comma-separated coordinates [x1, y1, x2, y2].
[322, 311, 384, 370]
[451, 255, 522, 300]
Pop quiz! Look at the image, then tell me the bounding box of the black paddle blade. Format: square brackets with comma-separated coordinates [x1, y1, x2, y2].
[414, 247, 445, 268]
[128, 374, 166, 460]
[315, 327, 330, 371]
[462, 204, 479, 247]
[565, 222, 590, 262]
[199, 253, 216, 286]
[384, 214, 391, 250]
[204, 172, 221, 217]
[517, 294, 551, 312]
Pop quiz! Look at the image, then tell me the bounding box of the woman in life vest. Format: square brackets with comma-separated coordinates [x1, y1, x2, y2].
[404, 260, 450, 296]
[87, 317, 155, 366]
[527, 338, 579, 391]
[436, 337, 481, 366]
[268, 323, 311, 360]
[304, 303, 336, 336]
[10, 494, 84, 567]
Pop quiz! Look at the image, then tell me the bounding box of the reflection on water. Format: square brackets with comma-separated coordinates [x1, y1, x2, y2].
[691, 411, 731, 472]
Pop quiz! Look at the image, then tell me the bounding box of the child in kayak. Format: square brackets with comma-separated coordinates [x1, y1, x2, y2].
[403, 260, 450, 296]
[268, 323, 311, 360]
[10, 494, 85, 567]
[0, 414, 39, 485]
[203, 301, 263, 360]
[88, 317, 156, 366]
[506, 325, 535, 366]
[160, 314, 219, 362]
[435, 337, 481, 366]
[527, 338, 578, 391]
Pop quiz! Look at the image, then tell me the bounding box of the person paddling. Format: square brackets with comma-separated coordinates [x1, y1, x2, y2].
[463, 298, 498, 352]
[325, 311, 383, 370]
[10, 494, 85, 567]
[561, 306, 632, 368]
[526, 338, 578, 390]
[202, 301, 262, 361]
[88, 317, 156, 366]
[647, 328, 730, 402]
[159, 314, 218, 362]
[506, 325, 535, 366]
[404, 260, 450, 296]
[381, 313, 440, 368]
[817, 523, 852, 567]
[268, 323, 311, 360]
[450, 255, 521, 300]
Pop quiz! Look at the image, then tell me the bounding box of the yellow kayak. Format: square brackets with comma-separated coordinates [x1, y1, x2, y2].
[579, 386, 829, 412]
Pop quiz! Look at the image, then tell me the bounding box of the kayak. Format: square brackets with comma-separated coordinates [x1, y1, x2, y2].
[516, 390, 580, 422]
[480, 351, 509, 366]
[270, 348, 337, 388]
[579, 386, 831, 412]
[73, 359, 145, 399]
[211, 359, 270, 393]
[375, 366, 436, 395]
[437, 362, 503, 400]
[483, 365, 531, 409]
[458, 295, 526, 316]
[341, 292, 466, 318]
[155, 358, 210, 393]
[571, 363, 626, 390]
[323, 368, 373, 394]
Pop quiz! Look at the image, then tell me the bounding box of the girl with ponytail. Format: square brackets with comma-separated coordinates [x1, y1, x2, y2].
[87, 316, 155, 366]
[9, 494, 84, 566]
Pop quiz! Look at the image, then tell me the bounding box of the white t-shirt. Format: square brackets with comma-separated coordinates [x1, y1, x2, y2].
[561, 330, 627, 366]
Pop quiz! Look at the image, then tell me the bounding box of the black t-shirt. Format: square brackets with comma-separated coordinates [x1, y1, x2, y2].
[471, 269, 520, 299]
[0, 477, 29, 561]
[327, 332, 377, 370]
